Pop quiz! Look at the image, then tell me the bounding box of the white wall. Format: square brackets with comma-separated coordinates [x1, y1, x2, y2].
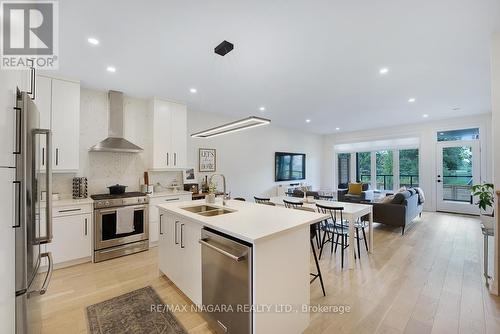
[187, 110, 323, 200]
[490, 32, 500, 294]
[322, 114, 492, 211]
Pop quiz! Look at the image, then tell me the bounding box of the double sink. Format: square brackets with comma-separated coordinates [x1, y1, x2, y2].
[181, 205, 236, 217]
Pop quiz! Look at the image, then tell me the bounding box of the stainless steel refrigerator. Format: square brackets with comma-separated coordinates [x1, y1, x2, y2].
[13, 89, 53, 334]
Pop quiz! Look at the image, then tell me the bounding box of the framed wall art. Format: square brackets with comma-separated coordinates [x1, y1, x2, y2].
[199, 148, 216, 172]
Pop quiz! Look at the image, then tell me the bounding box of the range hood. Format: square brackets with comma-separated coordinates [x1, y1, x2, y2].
[89, 90, 143, 153]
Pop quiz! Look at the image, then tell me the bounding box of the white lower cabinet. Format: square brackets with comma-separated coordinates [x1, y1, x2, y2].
[148, 194, 192, 245]
[159, 211, 202, 305]
[47, 213, 92, 264]
[40, 203, 93, 268]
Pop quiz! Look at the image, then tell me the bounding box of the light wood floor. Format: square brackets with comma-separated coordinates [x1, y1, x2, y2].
[40, 212, 500, 334]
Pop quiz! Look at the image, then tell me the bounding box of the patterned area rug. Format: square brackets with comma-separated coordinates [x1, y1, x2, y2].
[87, 286, 187, 334]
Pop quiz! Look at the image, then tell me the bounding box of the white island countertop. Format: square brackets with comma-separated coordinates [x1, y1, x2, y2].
[148, 190, 193, 198]
[157, 199, 328, 243]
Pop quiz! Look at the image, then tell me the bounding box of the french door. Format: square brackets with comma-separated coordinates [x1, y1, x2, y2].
[436, 140, 480, 215]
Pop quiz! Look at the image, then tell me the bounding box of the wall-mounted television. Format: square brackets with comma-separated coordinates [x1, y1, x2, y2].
[275, 152, 306, 182]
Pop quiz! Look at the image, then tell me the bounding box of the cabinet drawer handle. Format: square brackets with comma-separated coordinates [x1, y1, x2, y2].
[167, 153, 169, 166]
[164, 198, 179, 202]
[159, 214, 163, 235]
[58, 208, 81, 213]
[174, 153, 176, 166]
[84, 218, 88, 236]
[13, 181, 21, 228]
[55, 148, 59, 166]
[26, 58, 35, 100]
[13, 107, 21, 155]
[174, 221, 179, 244]
[42, 147, 45, 166]
[180, 223, 185, 248]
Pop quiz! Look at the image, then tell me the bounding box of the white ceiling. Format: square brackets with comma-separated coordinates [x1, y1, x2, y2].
[47, 0, 500, 134]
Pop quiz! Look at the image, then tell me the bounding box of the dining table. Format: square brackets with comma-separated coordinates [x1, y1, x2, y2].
[270, 196, 373, 269]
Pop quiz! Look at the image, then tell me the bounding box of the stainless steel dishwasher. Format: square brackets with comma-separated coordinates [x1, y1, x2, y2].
[199, 228, 252, 334]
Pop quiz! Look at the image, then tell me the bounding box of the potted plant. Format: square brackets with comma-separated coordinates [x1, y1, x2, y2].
[206, 181, 217, 204]
[471, 182, 494, 226]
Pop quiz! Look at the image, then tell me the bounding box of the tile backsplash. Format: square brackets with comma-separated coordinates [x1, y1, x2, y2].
[51, 88, 183, 198]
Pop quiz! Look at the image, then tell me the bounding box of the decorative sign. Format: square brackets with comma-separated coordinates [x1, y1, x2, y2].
[199, 148, 216, 172]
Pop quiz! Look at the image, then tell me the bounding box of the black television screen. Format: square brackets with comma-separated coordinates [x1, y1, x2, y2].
[275, 152, 306, 181]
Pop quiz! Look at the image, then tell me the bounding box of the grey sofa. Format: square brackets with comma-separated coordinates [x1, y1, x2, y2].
[372, 189, 423, 235]
[338, 183, 374, 203]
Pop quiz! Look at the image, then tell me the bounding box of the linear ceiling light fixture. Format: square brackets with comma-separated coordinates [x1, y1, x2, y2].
[191, 116, 271, 138]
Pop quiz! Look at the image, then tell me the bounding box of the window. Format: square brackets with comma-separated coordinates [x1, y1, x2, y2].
[437, 128, 479, 142]
[376, 150, 393, 191]
[356, 152, 371, 184]
[337, 153, 350, 188]
[399, 149, 419, 188]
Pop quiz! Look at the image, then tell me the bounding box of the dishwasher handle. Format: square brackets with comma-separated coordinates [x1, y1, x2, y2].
[199, 238, 246, 262]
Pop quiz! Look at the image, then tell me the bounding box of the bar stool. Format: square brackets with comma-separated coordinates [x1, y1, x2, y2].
[316, 203, 349, 268]
[254, 196, 271, 204]
[283, 199, 303, 209]
[295, 206, 326, 296]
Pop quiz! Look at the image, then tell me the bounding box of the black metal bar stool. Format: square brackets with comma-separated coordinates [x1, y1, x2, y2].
[283, 198, 303, 209]
[254, 196, 271, 204]
[295, 206, 326, 296]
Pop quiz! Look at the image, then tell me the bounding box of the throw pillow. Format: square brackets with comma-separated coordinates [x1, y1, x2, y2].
[415, 187, 425, 204]
[348, 183, 363, 195]
[381, 195, 394, 203]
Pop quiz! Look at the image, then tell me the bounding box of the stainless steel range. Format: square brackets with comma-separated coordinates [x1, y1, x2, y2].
[91, 192, 149, 262]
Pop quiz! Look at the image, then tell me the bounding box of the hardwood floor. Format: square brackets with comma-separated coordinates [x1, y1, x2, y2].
[40, 212, 500, 334]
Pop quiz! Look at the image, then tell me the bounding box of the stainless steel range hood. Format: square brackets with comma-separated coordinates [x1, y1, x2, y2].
[89, 90, 143, 153]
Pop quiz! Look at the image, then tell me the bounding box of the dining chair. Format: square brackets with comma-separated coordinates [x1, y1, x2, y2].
[254, 196, 271, 204]
[316, 203, 349, 268]
[283, 199, 303, 209]
[317, 194, 334, 201]
[294, 206, 326, 296]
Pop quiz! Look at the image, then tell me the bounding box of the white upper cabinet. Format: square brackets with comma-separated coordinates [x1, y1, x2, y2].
[35, 76, 80, 171]
[150, 98, 187, 169]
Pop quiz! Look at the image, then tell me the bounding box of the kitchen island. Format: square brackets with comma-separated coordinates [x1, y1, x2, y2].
[157, 199, 328, 334]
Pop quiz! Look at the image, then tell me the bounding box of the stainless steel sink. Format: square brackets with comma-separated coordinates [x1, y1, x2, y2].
[181, 205, 236, 217]
[198, 208, 235, 217]
[181, 205, 220, 213]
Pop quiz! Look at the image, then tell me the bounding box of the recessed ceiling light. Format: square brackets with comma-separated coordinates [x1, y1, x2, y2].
[422, 114, 429, 118]
[87, 37, 99, 45]
[259, 106, 266, 112]
[189, 88, 197, 93]
[305, 119, 311, 123]
[335, 127, 340, 131]
[106, 66, 116, 73]
[379, 67, 389, 75]
[408, 98, 416, 103]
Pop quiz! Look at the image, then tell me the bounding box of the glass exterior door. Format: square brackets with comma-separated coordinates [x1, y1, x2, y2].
[436, 141, 480, 214]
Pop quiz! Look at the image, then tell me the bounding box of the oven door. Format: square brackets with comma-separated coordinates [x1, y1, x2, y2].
[94, 204, 149, 250]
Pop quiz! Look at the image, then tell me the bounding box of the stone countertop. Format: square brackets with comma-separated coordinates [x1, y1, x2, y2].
[147, 190, 193, 198]
[157, 199, 328, 244]
[41, 197, 93, 208]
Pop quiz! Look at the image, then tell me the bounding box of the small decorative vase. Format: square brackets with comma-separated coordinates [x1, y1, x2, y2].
[206, 193, 216, 204]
